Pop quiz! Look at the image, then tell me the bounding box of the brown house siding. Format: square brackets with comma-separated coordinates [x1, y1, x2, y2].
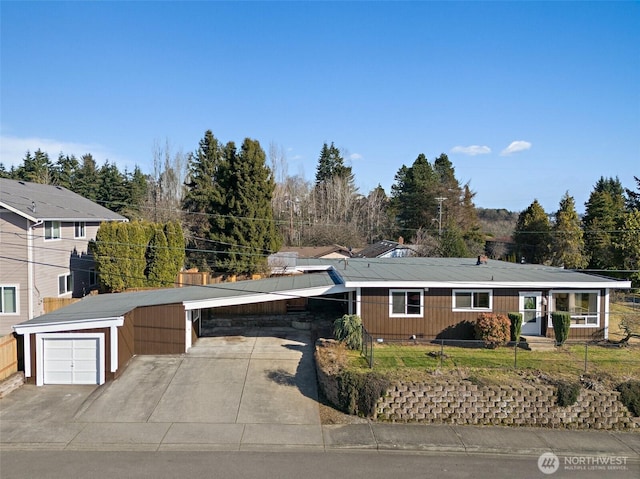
[117, 313, 136, 378]
[132, 303, 186, 354]
[361, 288, 556, 340]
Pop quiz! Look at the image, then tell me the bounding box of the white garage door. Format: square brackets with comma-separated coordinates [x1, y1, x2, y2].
[43, 338, 99, 385]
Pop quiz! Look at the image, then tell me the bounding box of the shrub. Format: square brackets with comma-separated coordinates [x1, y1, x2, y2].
[508, 312, 523, 342]
[333, 314, 362, 350]
[551, 312, 571, 345]
[555, 380, 581, 407]
[336, 370, 391, 416]
[616, 381, 640, 417]
[474, 313, 510, 347]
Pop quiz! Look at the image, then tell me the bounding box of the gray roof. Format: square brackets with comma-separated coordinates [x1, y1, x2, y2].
[16, 270, 341, 328]
[0, 178, 127, 222]
[299, 257, 630, 287]
[14, 257, 630, 331]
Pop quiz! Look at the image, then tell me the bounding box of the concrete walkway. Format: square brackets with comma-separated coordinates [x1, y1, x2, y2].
[0, 327, 639, 460]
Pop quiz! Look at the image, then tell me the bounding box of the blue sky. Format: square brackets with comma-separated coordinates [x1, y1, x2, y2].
[1, 1, 638, 214]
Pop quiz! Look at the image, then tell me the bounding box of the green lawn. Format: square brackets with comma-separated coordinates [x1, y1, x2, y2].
[349, 342, 640, 384]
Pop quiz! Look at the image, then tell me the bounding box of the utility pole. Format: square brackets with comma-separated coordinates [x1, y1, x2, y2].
[435, 196, 447, 236]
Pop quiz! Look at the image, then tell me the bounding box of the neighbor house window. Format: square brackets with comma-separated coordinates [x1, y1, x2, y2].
[58, 273, 73, 295]
[74, 221, 86, 238]
[89, 269, 97, 286]
[44, 220, 61, 240]
[551, 291, 599, 326]
[390, 289, 423, 317]
[0, 286, 18, 314]
[453, 290, 492, 311]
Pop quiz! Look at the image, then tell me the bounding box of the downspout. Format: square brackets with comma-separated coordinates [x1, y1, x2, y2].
[27, 219, 43, 320]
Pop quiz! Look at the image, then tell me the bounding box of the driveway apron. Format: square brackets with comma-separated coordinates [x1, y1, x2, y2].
[0, 327, 323, 451]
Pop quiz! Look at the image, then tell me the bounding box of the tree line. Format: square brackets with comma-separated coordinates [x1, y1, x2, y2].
[513, 176, 640, 285]
[2, 135, 638, 285]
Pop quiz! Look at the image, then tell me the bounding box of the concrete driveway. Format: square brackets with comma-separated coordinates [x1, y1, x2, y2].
[0, 327, 323, 451]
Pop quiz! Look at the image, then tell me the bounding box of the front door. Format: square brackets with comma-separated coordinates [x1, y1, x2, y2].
[520, 292, 542, 336]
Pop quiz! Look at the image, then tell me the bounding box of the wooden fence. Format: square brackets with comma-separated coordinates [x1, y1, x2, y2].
[43, 297, 80, 314]
[0, 334, 18, 381]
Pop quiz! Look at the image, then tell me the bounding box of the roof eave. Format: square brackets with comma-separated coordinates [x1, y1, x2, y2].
[0, 203, 37, 222]
[13, 316, 125, 335]
[344, 280, 633, 289]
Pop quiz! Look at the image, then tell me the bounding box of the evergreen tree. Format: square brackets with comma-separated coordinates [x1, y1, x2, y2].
[182, 130, 227, 270]
[551, 192, 588, 269]
[121, 166, 149, 220]
[315, 142, 352, 185]
[215, 138, 281, 274]
[16, 149, 53, 184]
[52, 153, 79, 188]
[391, 154, 439, 238]
[617, 210, 640, 287]
[583, 177, 626, 270]
[625, 176, 640, 211]
[438, 221, 469, 257]
[128, 221, 151, 288]
[74, 154, 100, 201]
[165, 221, 186, 277]
[146, 225, 174, 287]
[514, 199, 551, 264]
[98, 161, 128, 213]
[90, 222, 127, 292]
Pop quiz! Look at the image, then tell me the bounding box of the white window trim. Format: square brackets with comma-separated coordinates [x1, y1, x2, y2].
[74, 221, 86, 239]
[389, 289, 424, 318]
[58, 273, 73, 296]
[0, 284, 19, 315]
[548, 290, 600, 328]
[452, 289, 493, 312]
[44, 220, 61, 241]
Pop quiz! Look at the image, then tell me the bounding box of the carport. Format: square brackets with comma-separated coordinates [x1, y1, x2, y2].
[13, 267, 349, 386]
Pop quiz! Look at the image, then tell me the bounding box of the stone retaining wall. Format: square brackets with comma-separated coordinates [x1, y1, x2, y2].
[377, 381, 637, 430]
[315, 344, 638, 430]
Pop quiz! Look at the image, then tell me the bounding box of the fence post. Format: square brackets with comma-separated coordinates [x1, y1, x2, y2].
[440, 339, 444, 368]
[584, 343, 588, 373]
[514, 341, 518, 369]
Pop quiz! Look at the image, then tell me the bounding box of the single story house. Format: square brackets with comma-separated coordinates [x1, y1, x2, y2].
[13, 257, 631, 385]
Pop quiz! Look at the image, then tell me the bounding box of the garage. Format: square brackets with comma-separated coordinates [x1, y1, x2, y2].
[37, 333, 105, 386]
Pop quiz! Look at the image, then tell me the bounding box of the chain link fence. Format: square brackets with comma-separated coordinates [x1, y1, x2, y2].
[360, 328, 640, 377]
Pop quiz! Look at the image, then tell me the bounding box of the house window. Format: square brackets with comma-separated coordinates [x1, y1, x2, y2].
[44, 221, 61, 240]
[89, 269, 97, 286]
[58, 273, 73, 295]
[74, 221, 86, 238]
[0, 286, 18, 314]
[551, 291, 599, 326]
[390, 289, 423, 317]
[453, 290, 492, 311]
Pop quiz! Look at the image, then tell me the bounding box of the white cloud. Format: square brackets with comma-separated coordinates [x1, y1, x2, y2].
[0, 134, 132, 170]
[349, 153, 363, 160]
[500, 140, 532, 156]
[450, 145, 491, 156]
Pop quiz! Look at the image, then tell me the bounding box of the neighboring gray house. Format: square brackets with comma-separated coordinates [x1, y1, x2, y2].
[0, 178, 127, 335]
[356, 239, 416, 258]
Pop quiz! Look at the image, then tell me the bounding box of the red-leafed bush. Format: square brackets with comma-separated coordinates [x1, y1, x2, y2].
[474, 313, 510, 348]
